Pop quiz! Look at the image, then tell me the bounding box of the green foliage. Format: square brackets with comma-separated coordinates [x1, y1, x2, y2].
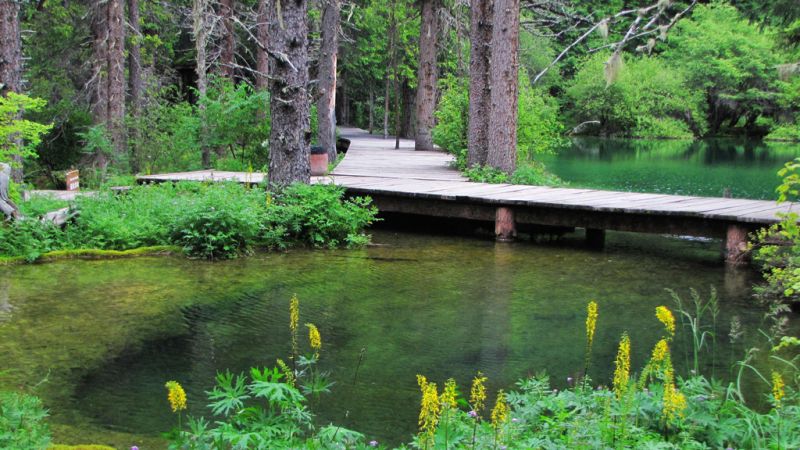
[662, 3, 786, 135]
[0, 391, 51, 450]
[566, 53, 704, 138]
[752, 158, 800, 305]
[0, 183, 377, 261]
[0, 93, 52, 167]
[433, 73, 564, 174]
[263, 184, 378, 249]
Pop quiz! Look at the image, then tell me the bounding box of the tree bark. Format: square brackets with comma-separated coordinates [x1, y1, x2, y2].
[383, 75, 390, 139]
[317, 0, 339, 163]
[467, 0, 492, 167]
[256, 0, 270, 92]
[401, 79, 415, 138]
[268, 0, 310, 187]
[107, 0, 126, 167]
[414, 0, 438, 151]
[128, 0, 143, 173]
[368, 86, 374, 134]
[0, 0, 23, 182]
[485, 0, 518, 175]
[192, 0, 210, 168]
[219, 0, 236, 80]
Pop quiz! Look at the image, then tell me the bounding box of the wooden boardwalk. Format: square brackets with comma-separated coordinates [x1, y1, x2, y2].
[138, 127, 798, 263]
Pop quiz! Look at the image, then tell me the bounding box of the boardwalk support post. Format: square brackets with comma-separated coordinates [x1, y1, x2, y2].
[725, 224, 749, 266]
[495, 207, 516, 242]
[586, 228, 605, 249]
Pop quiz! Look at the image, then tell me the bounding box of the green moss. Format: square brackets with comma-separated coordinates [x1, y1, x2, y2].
[49, 445, 117, 450]
[0, 246, 181, 266]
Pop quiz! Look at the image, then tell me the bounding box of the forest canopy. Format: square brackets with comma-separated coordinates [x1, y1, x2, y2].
[0, 0, 797, 189]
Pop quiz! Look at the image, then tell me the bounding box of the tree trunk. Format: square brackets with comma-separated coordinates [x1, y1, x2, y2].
[0, 0, 23, 183]
[219, 0, 236, 80]
[414, 0, 438, 151]
[107, 0, 126, 167]
[268, 0, 310, 187]
[383, 75, 390, 139]
[91, 0, 111, 172]
[192, 0, 210, 168]
[368, 86, 374, 134]
[128, 0, 143, 173]
[317, 0, 339, 163]
[401, 79, 415, 138]
[485, 0, 518, 175]
[256, 0, 270, 92]
[467, 0, 492, 167]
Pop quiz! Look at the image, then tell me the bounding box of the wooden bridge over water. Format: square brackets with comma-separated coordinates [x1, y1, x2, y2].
[138, 127, 798, 264]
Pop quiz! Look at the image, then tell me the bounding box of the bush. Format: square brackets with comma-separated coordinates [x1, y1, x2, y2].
[264, 183, 378, 249]
[0, 182, 378, 261]
[0, 391, 50, 450]
[565, 53, 705, 138]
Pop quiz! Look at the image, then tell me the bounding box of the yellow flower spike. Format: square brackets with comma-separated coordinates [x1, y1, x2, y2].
[164, 381, 187, 413]
[418, 381, 440, 446]
[490, 390, 510, 431]
[613, 333, 631, 400]
[651, 339, 670, 364]
[417, 374, 428, 390]
[306, 323, 322, 357]
[662, 367, 687, 421]
[289, 295, 299, 359]
[277, 359, 295, 386]
[289, 295, 299, 334]
[586, 301, 598, 349]
[442, 378, 458, 409]
[470, 372, 488, 418]
[656, 306, 676, 338]
[772, 371, 785, 407]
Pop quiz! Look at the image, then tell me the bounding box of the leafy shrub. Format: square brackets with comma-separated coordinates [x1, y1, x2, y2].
[566, 53, 705, 138]
[0, 391, 50, 450]
[170, 208, 252, 259]
[264, 183, 378, 248]
[1, 182, 377, 261]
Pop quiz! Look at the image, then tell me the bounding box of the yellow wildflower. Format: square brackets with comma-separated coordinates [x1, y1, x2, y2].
[490, 390, 510, 431]
[662, 368, 687, 421]
[470, 372, 488, 418]
[165, 381, 187, 413]
[586, 301, 598, 349]
[651, 339, 670, 364]
[417, 374, 428, 391]
[290, 295, 299, 358]
[277, 358, 295, 386]
[772, 371, 785, 407]
[306, 323, 322, 357]
[418, 380, 440, 445]
[656, 306, 676, 338]
[442, 378, 458, 409]
[613, 333, 631, 399]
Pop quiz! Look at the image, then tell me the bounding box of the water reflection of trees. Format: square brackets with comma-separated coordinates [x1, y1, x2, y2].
[567, 138, 799, 165]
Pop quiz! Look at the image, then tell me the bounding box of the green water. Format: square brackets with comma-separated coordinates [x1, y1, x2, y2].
[0, 231, 796, 447]
[540, 138, 800, 200]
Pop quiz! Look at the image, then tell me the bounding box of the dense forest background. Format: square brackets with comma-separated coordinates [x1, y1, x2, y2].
[1, 0, 799, 189]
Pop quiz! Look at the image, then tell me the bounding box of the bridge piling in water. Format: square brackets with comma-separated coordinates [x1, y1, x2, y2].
[495, 207, 516, 241]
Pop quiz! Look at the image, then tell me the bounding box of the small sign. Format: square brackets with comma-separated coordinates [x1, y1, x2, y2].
[65, 170, 80, 191]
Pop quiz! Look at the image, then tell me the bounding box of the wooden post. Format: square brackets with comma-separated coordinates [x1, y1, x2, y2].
[495, 207, 516, 241]
[586, 228, 605, 249]
[725, 224, 749, 266]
